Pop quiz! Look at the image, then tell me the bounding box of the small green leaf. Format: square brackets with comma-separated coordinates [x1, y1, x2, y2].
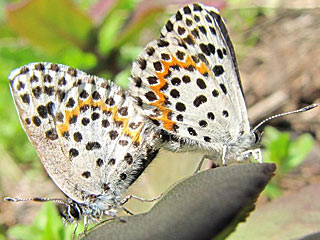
[262, 127, 290, 170]
[269, 133, 290, 167]
[8, 203, 75, 240]
[261, 127, 314, 199]
[285, 134, 314, 171]
[261, 126, 282, 148]
[42, 203, 64, 240]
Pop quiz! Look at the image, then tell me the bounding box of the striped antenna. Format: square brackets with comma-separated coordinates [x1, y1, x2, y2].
[4, 196, 68, 206]
[253, 104, 318, 132]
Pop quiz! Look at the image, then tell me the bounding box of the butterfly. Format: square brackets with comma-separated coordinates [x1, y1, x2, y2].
[6, 62, 160, 229]
[129, 3, 317, 165]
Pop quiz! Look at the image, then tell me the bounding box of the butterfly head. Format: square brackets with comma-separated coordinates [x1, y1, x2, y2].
[58, 200, 83, 223]
[253, 130, 262, 145]
[58, 193, 120, 225]
[238, 131, 263, 163]
[235, 104, 318, 164]
[222, 129, 262, 164]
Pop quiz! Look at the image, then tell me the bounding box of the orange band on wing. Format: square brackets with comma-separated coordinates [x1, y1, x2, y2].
[150, 54, 210, 131]
[57, 96, 143, 143]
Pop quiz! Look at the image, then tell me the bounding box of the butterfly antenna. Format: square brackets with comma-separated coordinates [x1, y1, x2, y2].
[253, 103, 318, 132]
[4, 197, 68, 206]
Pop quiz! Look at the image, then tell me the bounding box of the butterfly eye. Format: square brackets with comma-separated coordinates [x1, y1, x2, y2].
[253, 131, 261, 144]
[67, 204, 81, 220]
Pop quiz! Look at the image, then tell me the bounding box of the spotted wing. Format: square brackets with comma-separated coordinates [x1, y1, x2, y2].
[9, 63, 159, 204]
[129, 3, 250, 149]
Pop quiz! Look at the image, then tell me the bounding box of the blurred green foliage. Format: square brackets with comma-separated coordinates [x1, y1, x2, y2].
[0, 0, 315, 239]
[262, 126, 314, 199]
[7, 202, 86, 240]
[0, 0, 164, 166]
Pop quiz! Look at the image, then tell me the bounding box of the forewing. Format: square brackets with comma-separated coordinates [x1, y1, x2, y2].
[130, 3, 250, 147]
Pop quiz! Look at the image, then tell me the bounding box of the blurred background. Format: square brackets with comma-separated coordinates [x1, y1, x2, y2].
[0, 0, 319, 239]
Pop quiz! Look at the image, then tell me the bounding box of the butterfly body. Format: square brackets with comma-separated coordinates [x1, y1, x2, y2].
[158, 128, 260, 164]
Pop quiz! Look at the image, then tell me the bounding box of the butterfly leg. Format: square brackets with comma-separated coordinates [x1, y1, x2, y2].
[72, 222, 78, 240]
[83, 215, 89, 235]
[77, 215, 95, 240]
[123, 207, 135, 215]
[222, 146, 227, 165]
[193, 156, 205, 174]
[253, 149, 263, 163]
[120, 193, 163, 206]
[240, 149, 263, 163]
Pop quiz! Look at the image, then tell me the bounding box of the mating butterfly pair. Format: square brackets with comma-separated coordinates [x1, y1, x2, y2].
[5, 3, 317, 230]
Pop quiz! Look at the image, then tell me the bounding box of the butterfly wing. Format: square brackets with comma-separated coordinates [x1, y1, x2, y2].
[129, 3, 251, 152]
[9, 63, 158, 205]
